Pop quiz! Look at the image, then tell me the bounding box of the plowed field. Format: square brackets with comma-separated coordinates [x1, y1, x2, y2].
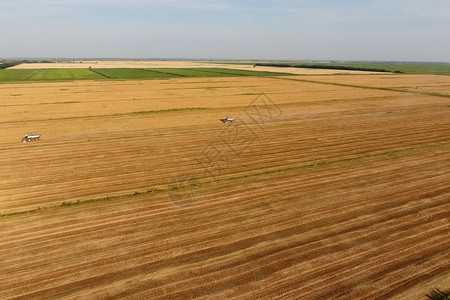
[1, 72, 449, 299]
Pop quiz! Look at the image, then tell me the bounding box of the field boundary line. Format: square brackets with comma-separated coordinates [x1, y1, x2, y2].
[269, 76, 450, 99]
[138, 68, 187, 77]
[89, 68, 110, 78]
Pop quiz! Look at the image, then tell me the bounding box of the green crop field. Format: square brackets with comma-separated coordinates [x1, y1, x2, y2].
[0, 69, 105, 81]
[254, 61, 450, 75]
[313, 62, 450, 75]
[0, 67, 291, 83]
[91, 68, 176, 79]
[344, 62, 450, 75]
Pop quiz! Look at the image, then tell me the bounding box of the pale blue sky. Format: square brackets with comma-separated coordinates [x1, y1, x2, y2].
[1, 0, 449, 61]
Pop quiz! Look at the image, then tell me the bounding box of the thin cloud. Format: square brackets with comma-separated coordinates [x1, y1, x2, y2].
[0, 0, 243, 11]
[0, 0, 449, 61]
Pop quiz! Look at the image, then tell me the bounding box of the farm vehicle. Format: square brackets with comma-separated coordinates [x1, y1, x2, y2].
[220, 116, 235, 123]
[22, 133, 40, 143]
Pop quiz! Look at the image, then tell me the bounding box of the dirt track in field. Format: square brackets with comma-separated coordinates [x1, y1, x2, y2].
[0, 72, 449, 299]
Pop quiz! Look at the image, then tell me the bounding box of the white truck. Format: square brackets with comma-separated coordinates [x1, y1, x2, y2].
[22, 133, 40, 143]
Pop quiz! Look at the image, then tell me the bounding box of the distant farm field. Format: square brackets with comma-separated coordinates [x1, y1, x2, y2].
[0, 67, 291, 82]
[254, 61, 450, 75]
[0, 67, 449, 299]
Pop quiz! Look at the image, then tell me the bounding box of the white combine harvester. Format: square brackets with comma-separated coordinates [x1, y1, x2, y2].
[22, 133, 40, 143]
[221, 116, 235, 124]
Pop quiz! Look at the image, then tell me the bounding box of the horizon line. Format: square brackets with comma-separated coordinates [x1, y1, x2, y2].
[2, 58, 450, 64]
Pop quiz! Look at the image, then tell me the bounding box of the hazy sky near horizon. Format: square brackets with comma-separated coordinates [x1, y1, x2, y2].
[0, 0, 449, 61]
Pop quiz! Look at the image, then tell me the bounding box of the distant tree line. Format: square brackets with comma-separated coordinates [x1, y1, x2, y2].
[0, 59, 55, 69]
[254, 63, 403, 73]
[0, 60, 27, 69]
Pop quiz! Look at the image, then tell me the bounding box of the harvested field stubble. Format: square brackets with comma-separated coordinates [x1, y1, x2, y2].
[0, 72, 449, 299]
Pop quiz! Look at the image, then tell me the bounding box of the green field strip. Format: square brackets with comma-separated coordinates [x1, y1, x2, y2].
[0, 68, 294, 83]
[170, 67, 290, 77]
[0, 68, 105, 82]
[28, 69, 105, 80]
[256, 62, 450, 75]
[91, 68, 174, 79]
[183, 67, 292, 77]
[0, 69, 35, 81]
[138, 68, 187, 77]
[143, 67, 293, 77]
[24, 70, 38, 80]
[89, 68, 110, 78]
[332, 62, 450, 75]
[137, 68, 237, 78]
[151, 68, 223, 77]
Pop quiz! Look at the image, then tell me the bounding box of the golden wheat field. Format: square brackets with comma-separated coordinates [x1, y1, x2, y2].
[0, 67, 449, 299]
